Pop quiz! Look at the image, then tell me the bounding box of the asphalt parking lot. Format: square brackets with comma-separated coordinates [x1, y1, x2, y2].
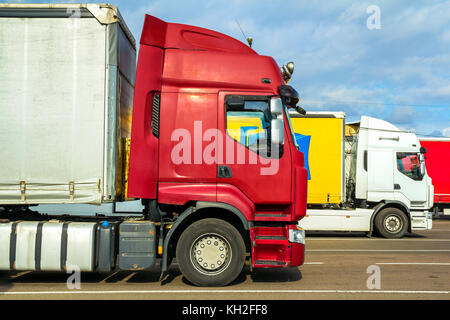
[0, 219, 449, 300]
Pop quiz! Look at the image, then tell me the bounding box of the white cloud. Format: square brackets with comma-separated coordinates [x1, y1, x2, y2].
[387, 106, 417, 125]
[443, 128, 450, 137]
[113, 0, 450, 136]
[338, 2, 369, 23]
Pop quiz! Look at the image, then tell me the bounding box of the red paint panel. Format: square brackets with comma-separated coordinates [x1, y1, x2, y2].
[140, 15, 256, 55]
[158, 182, 216, 205]
[294, 166, 308, 221]
[420, 140, 450, 203]
[127, 45, 163, 199]
[253, 244, 288, 265]
[157, 182, 255, 220]
[162, 50, 280, 93]
[139, 15, 167, 47]
[157, 92, 218, 184]
[216, 184, 255, 220]
[290, 243, 305, 267]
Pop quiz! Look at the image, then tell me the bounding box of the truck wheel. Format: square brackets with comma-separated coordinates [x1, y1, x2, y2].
[176, 218, 246, 287]
[374, 207, 408, 238]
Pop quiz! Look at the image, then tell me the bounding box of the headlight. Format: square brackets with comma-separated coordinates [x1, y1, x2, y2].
[289, 227, 305, 245]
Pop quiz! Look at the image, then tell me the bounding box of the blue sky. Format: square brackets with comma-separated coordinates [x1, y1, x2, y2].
[6, 0, 450, 137]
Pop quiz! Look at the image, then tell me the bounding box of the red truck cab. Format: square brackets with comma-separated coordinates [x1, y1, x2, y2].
[127, 15, 307, 286]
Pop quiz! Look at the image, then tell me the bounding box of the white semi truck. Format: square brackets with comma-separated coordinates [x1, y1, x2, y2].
[291, 112, 433, 238]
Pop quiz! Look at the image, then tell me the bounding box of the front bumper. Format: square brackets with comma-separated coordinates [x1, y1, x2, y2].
[289, 226, 306, 267]
[411, 211, 433, 230]
[250, 225, 305, 268]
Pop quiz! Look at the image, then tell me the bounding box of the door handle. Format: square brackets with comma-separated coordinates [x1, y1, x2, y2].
[394, 184, 401, 190]
[217, 165, 232, 178]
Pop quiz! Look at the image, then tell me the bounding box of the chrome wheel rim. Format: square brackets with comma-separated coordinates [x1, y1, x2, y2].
[385, 215, 402, 233]
[190, 233, 231, 275]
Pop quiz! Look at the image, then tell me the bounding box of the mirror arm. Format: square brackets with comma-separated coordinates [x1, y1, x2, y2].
[293, 105, 307, 115]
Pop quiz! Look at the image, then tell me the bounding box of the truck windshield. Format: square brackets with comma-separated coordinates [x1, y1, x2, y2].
[284, 106, 299, 150]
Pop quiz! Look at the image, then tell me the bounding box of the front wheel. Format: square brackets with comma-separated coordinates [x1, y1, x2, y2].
[374, 207, 408, 238]
[176, 218, 246, 287]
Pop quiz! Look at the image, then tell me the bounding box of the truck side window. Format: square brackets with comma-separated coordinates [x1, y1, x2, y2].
[226, 97, 281, 158]
[396, 152, 423, 181]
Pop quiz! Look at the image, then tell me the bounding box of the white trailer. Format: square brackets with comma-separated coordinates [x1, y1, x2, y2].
[0, 3, 136, 206]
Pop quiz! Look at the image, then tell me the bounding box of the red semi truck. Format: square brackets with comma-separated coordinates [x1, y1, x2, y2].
[419, 138, 450, 216]
[0, 4, 307, 286]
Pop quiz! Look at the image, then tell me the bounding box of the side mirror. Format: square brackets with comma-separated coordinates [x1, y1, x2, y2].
[419, 152, 425, 162]
[271, 118, 284, 145]
[420, 162, 426, 176]
[270, 97, 283, 117]
[419, 152, 426, 176]
[270, 97, 284, 145]
[278, 85, 299, 108]
[294, 105, 307, 115]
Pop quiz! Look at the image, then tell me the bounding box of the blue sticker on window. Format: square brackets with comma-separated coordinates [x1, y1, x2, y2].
[240, 126, 260, 146]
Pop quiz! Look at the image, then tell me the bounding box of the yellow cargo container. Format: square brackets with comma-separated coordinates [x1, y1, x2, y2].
[290, 112, 345, 204]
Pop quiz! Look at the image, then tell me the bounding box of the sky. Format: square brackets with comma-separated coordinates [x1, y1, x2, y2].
[5, 0, 450, 137]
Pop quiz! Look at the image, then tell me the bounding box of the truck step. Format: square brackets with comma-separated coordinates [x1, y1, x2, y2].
[254, 260, 286, 266]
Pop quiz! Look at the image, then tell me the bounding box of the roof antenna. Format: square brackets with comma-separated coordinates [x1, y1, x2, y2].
[235, 19, 253, 48]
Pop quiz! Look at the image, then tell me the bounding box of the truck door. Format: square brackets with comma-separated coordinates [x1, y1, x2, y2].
[367, 149, 394, 194]
[158, 92, 218, 185]
[393, 152, 427, 204]
[217, 92, 292, 216]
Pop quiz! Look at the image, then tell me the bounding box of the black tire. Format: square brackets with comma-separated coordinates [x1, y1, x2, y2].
[176, 218, 246, 287]
[374, 207, 408, 238]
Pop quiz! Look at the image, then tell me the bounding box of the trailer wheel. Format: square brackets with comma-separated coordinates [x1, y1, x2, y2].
[176, 218, 246, 287]
[374, 207, 408, 238]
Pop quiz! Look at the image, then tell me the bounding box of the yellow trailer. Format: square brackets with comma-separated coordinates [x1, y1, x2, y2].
[289, 112, 345, 205]
[226, 111, 267, 147]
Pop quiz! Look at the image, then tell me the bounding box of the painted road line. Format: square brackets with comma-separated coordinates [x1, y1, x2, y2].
[304, 262, 325, 265]
[0, 289, 449, 295]
[307, 238, 450, 241]
[308, 249, 450, 252]
[376, 262, 450, 265]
